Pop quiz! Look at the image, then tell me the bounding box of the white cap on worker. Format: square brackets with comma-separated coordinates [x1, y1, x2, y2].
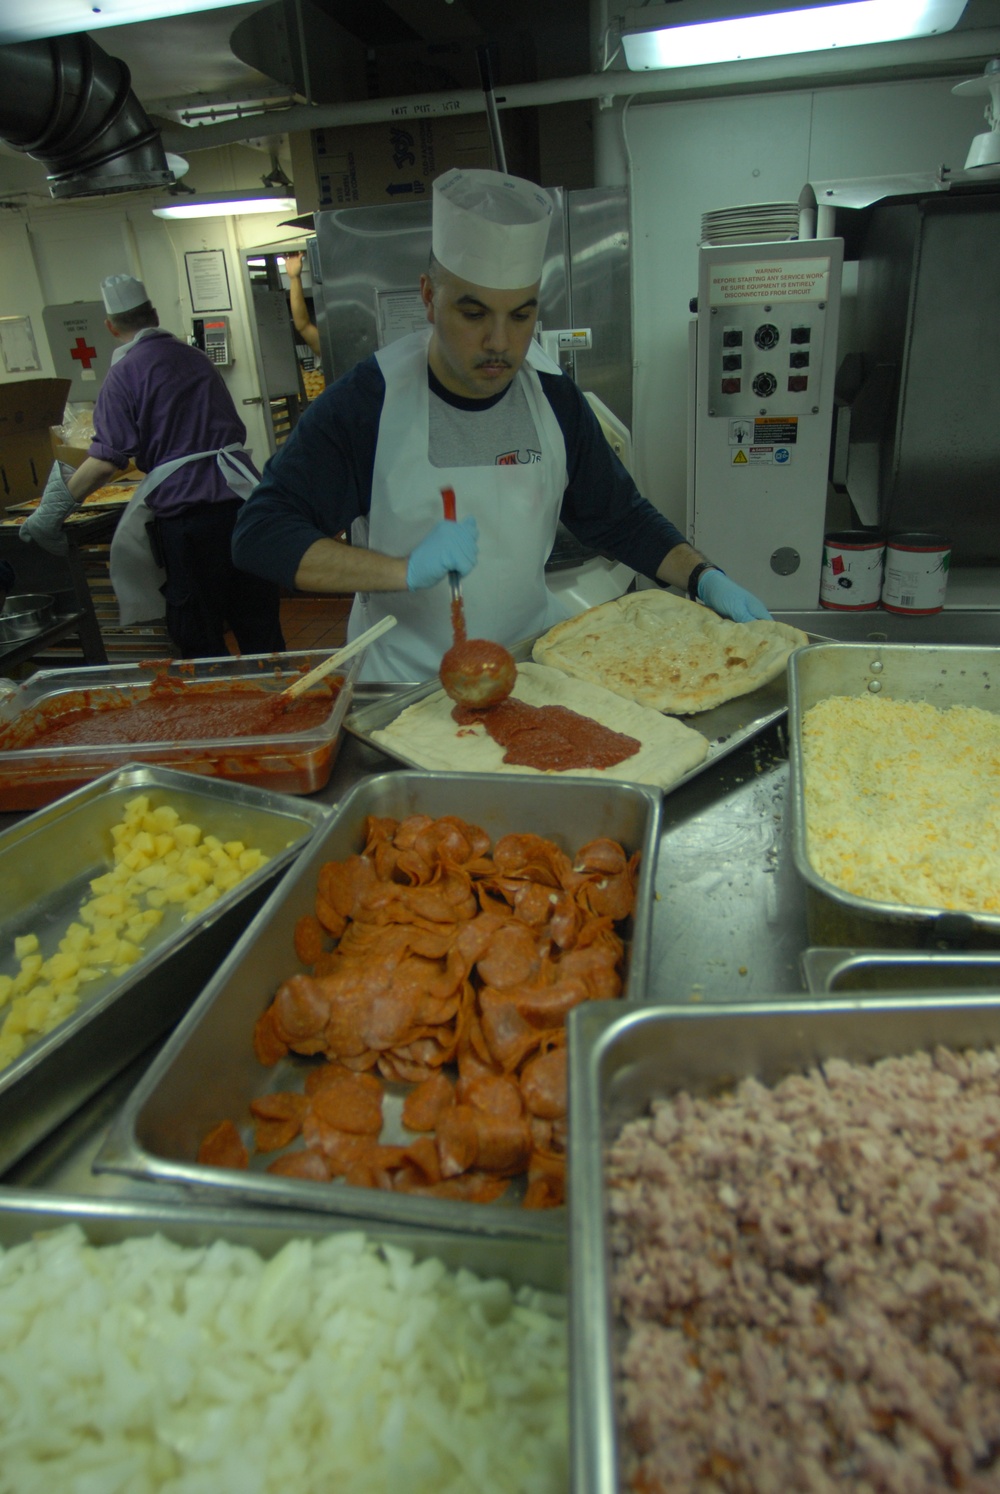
[101, 274, 149, 314]
[432, 168, 553, 290]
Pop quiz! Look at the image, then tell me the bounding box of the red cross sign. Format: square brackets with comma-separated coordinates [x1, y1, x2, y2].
[70, 336, 97, 369]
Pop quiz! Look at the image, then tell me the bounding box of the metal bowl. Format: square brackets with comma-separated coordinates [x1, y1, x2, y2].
[0, 593, 55, 641]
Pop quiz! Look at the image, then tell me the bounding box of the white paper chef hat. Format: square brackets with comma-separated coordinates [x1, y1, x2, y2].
[432, 168, 553, 290]
[101, 274, 150, 314]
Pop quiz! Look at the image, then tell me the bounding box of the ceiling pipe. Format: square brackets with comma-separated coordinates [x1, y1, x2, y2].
[159, 25, 1000, 153]
[0, 33, 173, 197]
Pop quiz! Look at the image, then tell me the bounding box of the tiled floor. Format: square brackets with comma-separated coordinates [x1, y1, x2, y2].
[277, 595, 352, 653]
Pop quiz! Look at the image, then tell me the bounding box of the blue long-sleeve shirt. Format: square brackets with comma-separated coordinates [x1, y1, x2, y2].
[232, 353, 686, 589]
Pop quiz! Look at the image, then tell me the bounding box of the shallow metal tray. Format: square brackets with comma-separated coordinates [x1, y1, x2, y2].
[0, 593, 54, 641]
[801, 946, 1000, 994]
[788, 642, 1000, 949]
[567, 994, 1000, 1494]
[0, 1189, 566, 1474]
[0, 763, 328, 1175]
[95, 769, 662, 1239]
[0, 1188, 566, 1293]
[0, 647, 364, 809]
[345, 630, 802, 793]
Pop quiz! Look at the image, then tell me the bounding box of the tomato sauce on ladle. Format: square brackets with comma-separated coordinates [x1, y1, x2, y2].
[437, 488, 517, 709]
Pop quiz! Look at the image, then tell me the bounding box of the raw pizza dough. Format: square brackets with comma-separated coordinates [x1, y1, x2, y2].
[370, 661, 709, 791]
[532, 590, 810, 715]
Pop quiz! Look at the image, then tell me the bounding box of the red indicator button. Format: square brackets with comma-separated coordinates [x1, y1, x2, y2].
[721, 378, 742, 394]
[787, 375, 808, 392]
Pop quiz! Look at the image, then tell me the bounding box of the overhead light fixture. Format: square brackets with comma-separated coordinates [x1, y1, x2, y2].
[152, 189, 297, 220]
[0, 1, 253, 45]
[620, 0, 967, 70]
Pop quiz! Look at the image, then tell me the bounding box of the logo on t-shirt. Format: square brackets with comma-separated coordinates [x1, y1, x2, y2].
[496, 448, 542, 466]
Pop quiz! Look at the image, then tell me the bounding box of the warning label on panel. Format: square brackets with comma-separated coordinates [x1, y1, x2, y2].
[754, 417, 798, 444]
[732, 448, 748, 464]
[708, 259, 830, 307]
[747, 445, 793, 465]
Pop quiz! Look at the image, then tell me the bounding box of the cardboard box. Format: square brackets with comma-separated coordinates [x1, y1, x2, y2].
[52, 443, 90, 470]
[0, 379, 70, 511]
[290, 115, 493, 213]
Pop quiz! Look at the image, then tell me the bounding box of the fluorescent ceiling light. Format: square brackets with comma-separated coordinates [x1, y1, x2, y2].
[0, 1, 252, 45]
[621, 0, 967, 69]
[152, 190, 297, 219]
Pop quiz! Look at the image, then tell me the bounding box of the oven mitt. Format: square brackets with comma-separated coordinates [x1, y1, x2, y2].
[697, 567, 772, 623]
[406, 515, 479, 591]
[19, 462, 81, 557]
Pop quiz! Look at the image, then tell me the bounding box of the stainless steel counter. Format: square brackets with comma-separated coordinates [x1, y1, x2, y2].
[0, 698, 800, 1198]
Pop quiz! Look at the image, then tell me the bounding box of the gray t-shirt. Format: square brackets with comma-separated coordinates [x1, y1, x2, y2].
[428, 378, 542, 470]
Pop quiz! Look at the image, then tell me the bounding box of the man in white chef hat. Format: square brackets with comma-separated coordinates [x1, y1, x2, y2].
[232, 166, 769, 682]
[20, 271, 284, 659]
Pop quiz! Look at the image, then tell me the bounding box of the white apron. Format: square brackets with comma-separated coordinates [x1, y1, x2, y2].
[105, 335, 258, 627]
[349, 329, 569, 682]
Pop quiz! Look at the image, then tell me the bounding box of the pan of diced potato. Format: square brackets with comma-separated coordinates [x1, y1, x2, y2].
[0, 763, 328, 1175]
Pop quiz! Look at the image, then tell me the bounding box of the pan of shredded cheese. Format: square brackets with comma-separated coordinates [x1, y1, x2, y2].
[788, 642, 1000, 943]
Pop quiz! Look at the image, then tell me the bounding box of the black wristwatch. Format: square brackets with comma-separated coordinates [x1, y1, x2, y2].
[686, 561, 721, 603]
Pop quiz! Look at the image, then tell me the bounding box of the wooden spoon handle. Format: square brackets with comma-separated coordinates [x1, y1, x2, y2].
[280, 614, 397, 699]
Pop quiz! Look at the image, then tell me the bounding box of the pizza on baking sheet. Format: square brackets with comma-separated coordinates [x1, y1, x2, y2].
[19, 483, 139, 511]
[532, 590, 811, 715]
[370, 661, 710, 791]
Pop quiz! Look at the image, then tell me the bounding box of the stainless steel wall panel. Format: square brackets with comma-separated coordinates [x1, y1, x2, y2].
[847, 191, 1000, 562]
[564, 186, 632, 431]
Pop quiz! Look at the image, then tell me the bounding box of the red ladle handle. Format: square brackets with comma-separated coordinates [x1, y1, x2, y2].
[442, 487, 456, 522]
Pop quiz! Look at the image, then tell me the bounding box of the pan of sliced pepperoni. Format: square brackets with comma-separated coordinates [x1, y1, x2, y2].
[97, 771, 661, 1237]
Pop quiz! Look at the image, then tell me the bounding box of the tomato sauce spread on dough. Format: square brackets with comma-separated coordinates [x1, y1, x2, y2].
[0, 680, 335, 750]
[452, 697, 640, 771]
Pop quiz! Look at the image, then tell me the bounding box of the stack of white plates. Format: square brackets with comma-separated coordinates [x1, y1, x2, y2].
[700, 202, 800, 246]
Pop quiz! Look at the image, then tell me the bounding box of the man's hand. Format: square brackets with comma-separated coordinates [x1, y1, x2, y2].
[284, 251, 304, 280]
[406, 516, 479, 591]
[698, 568, 772, 622]
[19, 462, 81, 556]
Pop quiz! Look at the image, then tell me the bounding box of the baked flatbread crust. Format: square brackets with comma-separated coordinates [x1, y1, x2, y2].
[532, 590, 810, 715]
[371, 661, 709, 791]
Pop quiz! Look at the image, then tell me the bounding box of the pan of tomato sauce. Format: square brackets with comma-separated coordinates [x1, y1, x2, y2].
[0, 681, 334, 750]
[0, 674, 348, 808]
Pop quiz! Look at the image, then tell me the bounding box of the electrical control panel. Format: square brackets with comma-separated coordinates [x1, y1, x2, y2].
[688, 238, 844, 609]
[709, 309, 824, 416]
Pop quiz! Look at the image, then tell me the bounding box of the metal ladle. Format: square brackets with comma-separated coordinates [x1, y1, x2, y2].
[437, 487, 517, 709]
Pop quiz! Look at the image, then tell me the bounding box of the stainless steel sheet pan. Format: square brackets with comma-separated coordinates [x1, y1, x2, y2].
[345, 629, 804, 792]
[0, 1188, 566, 1292]
[567, 994, 1000, 1494]
[0, 1189, 567, 1485]
[801, 946, 1000, 994]
[788, 642, 1000, 949]
[0, 764, 328, 1175]
[95, 770, 661, 1239]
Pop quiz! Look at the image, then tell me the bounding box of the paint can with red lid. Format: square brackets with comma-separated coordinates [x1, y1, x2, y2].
[819, 530, 885, 610]
[881, 533, 951, 615]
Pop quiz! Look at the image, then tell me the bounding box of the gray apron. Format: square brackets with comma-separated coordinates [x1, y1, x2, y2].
[109, 446, 258, 627]
[106, 328, 257, 627]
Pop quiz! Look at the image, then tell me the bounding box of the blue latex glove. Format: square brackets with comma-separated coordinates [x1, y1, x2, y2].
[697, 566, 772, 622]
[19, 462, 81, 556]
[406, 516, 479, 591]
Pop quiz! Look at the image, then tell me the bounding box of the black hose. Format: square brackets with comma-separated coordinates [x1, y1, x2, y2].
[0, 34, 172, 198]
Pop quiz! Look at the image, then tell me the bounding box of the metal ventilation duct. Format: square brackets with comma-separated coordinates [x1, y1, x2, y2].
[0, 34, 173, 198]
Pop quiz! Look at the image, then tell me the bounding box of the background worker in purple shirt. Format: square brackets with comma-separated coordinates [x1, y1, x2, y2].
[21, 274, 284, 660]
